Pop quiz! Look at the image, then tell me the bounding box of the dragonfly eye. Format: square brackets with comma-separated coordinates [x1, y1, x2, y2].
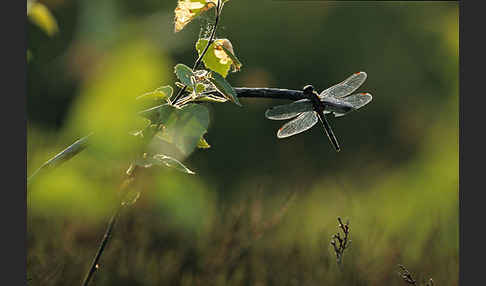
[303, 85, 314, 93]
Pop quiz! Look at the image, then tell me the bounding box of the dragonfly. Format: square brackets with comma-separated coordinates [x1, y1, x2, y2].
[265, 72, 372, 152]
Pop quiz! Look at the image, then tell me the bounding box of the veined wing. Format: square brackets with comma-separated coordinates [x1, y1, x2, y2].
[319, 72, 367, 99]
[332, 92, 373, 117]
[342, 92, 372, 109]
[277, 111, 318, 138]
[265, 99, 313, 120]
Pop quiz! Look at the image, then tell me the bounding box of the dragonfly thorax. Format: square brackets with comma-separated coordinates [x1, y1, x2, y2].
[303, 85, 315, 94]
[303, 86, 325, 112]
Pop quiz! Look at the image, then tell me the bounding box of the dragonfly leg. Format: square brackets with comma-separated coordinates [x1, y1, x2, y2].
[317, 111, 341, 152]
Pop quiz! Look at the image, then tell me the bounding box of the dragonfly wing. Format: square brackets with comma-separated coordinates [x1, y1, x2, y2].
[277, 111, 318, 138]
[319, 71, 367, 99]
[265, 99, 314, 120]
[342, 92, 372, 109]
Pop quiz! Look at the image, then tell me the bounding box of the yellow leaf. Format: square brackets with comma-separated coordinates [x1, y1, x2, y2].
[27, 2, 59, 37]
[174, 0, 216, 33]
[213, 39, 235, 65]
[197, 135, 211, 149]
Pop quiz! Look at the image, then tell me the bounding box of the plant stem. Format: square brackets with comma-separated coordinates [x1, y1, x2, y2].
[81, 205, 123, 286]
[81, 167, 138, 286]
[233, 87, 304, 101]
[172, 0, 222, 105]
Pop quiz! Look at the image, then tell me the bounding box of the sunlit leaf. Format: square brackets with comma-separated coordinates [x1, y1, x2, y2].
[137, 85, 173, 101]
[196, 38, 234, 78]
[218, 40, 243, 72]
[155, 85, 174, 97]
[136, 85, 173, 108]
[208, 71, 241, 106]
[27, 134, 92, 184]
[27, 1, 59, 37]
[197, 135, 211, 149]
[135, 154, 195, 174]
[174, 0, 217, 33]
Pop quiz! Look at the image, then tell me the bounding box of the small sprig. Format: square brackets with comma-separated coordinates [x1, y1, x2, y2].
[330, 217, 351, 266]
[398, 264, 417, 285]
[398, 264, 434, 286]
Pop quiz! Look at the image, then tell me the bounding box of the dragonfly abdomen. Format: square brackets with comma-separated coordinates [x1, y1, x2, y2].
[321, 97, 354, 114]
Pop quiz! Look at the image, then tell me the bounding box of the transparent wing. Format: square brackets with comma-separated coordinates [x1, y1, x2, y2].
[277, 111, 318, 138]
[265, 99, 314, 120]
[319, 71, 367, 99]
[342, 92, 372, 109]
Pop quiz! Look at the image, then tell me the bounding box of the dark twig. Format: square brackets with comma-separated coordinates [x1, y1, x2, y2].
[234, 88, 304, 101]
[81, 205, 123, 286]
[143, 87, 307, 116]
[172, 0, 222, 105]
[197, 87, 305, 101]
[397, 264, 434, 286]
[330, 217, 351, 267]
[398, 264, 418, 285]
[81, 167, 139, 286]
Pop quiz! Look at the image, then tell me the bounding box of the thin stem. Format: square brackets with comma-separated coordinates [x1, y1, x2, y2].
[81, 166, 139, 286]
[184, 87, 306, 103]
[172, 0, 222, 105]
[81, 205, 123, 286]
[233, 88, 304, 101]
[191, 1, 221, 71]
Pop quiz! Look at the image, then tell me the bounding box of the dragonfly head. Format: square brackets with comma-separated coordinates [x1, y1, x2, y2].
[302, 85, 315, 94]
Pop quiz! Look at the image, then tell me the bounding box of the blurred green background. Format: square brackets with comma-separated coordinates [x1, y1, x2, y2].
[27, 0, 458, 285]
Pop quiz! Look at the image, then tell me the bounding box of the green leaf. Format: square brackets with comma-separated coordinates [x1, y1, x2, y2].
[174, 63, 194, 87]
[27, 134, 92, 184]
[195, 83, 206, 94]
[155, 85, 174, 97]
[138, 104, 175, 125]
[139, 104, 210, 155]
[155, 104, 210, 156]
[208, 71, 241, 106]
[130, 123, 160, 148]
[196, 38, 233, 78]
[135, 154, 195, 174]
[136, 85, 173, 108]
[27, 1, 59, 37]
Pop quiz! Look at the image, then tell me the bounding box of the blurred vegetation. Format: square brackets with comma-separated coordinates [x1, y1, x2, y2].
[27, 0, 458, 285]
